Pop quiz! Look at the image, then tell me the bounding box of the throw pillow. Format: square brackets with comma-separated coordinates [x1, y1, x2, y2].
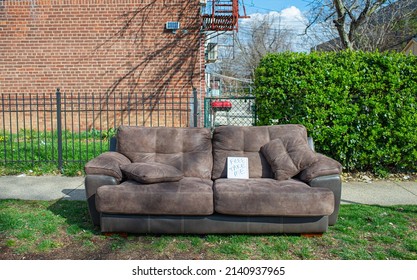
[261, 138, 318, 180]
[121, 162, 183, 184]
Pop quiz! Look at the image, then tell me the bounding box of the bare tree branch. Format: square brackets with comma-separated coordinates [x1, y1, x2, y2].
[306, 0, 417, 51]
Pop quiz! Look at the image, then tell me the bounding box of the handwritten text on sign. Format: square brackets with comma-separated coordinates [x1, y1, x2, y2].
[227, 157, 249, 179]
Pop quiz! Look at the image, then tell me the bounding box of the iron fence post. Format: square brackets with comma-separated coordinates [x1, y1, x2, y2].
[193, 88, 198, 127]
[56, 88, 63, 172]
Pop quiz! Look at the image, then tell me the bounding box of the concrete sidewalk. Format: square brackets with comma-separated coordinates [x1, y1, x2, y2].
[0, 175, 85, 201]
[0, 175, 417, 205]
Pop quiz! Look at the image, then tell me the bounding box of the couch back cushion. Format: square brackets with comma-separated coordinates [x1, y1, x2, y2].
[212, 124, 310, 179]
[116, 126, 213, 179]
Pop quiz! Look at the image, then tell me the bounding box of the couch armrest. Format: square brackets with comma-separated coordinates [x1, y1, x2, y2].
[85, 175, 118, 226]
[84, 151, 131, 182]
[299, 153, 342, 226]
[308, 174, 342, 226]
[299, 153, 342, 183]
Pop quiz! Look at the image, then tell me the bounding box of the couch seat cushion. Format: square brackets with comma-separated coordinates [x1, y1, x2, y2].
[213, 178, 334, 216]
[96, 178, 213, 215]
[121, 162, 183, 184]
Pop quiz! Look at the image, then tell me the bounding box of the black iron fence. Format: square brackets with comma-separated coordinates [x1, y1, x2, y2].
[0, 89, 198, 172]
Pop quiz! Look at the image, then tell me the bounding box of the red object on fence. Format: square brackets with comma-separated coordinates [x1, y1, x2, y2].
[211, 100, 232, 111]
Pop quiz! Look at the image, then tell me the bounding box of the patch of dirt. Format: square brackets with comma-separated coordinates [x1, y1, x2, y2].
[0, 236, 211, 260]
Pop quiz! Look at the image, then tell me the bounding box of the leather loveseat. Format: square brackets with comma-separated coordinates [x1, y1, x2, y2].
[84, 124, 342, 234]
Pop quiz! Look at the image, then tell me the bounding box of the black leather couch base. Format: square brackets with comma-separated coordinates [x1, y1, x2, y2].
[100, 214, 328, 234]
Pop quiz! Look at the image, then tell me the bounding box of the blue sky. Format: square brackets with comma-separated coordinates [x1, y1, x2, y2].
[243, 0, 310, 14]
[237, 0, 312, 52]
[239, 1, 309, 36]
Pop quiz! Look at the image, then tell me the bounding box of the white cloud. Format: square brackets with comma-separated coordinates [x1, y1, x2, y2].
[239, 6, 310, 52]
[241, 6, 307, 34]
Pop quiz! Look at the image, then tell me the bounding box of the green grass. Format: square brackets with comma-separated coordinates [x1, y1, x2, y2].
[0, 129, 113, 176]
[0, 200, 416, 260]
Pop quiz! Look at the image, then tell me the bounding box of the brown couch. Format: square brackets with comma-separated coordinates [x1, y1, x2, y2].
[84, 124, 342, 234]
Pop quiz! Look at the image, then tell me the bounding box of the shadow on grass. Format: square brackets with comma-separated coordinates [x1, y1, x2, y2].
[47, 200, 99, 234]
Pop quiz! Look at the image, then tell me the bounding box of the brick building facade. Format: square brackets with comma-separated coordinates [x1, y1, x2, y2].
[0, 0, 205, 128]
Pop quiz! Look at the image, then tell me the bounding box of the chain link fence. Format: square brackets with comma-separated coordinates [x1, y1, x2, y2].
[204, 96, 256, 128]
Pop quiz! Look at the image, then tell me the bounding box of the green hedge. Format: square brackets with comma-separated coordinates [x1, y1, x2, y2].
[254, 51, 417, 175]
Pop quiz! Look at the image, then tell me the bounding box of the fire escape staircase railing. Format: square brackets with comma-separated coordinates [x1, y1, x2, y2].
[202, 0, 248, 32]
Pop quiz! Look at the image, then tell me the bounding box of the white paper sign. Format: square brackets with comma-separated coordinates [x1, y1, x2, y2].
[227, 157, 249, 179]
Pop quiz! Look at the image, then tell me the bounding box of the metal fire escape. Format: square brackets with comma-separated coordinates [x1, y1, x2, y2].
[201, 0, 248, 32]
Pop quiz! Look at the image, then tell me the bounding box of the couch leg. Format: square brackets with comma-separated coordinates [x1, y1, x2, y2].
[104, 232, 129, 238]
[301, 233, 323, 238]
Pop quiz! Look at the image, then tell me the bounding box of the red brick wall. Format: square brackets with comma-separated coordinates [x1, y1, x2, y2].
[0, 0, 206, 127]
